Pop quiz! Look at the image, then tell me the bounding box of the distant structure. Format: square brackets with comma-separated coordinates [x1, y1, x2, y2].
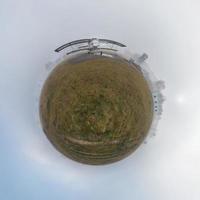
[130, 52, 165, 139]
[54, 38, 126, 55]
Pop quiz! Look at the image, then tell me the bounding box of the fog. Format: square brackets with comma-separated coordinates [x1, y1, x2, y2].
[1, 0, 200, 199]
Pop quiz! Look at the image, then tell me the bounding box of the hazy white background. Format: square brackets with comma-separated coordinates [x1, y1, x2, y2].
[1, 0, 200, 199]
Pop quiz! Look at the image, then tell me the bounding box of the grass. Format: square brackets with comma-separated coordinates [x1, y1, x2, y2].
[39, 54, 153, 165]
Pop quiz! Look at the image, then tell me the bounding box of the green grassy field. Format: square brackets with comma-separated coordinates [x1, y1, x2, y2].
[39, 55, 153, 165]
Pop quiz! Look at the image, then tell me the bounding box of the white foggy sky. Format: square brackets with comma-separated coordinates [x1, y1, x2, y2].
[0, 0, 200, 199]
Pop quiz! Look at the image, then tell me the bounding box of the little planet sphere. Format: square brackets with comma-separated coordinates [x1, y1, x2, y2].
[39, 54, 153, 165]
